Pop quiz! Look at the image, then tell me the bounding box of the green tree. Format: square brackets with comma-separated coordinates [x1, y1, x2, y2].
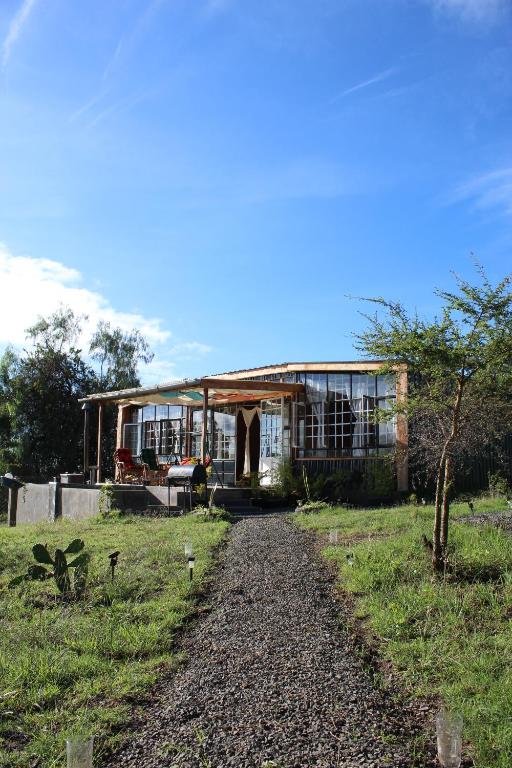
[3, 310, 95, 478]
[0, 347, 17, 474]
[89, 321, 153, 391]
[356, 266, 512, 571]
[89, 321, 154, 478]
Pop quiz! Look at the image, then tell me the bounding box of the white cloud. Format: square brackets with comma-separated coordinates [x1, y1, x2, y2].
[2, 0, 38, 70]
[0, 243, 170, 348]
[0, 243, 213, 383]
[429, 0, 508, 23]
[450, 167, 512, 215]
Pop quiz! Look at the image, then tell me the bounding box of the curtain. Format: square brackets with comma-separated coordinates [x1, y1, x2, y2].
[241, 407, 260, 474]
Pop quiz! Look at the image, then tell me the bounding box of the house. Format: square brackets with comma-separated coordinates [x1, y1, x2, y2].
[81, 360, 408, 492]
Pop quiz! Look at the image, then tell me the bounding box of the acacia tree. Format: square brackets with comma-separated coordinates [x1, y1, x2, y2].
[355, 267, 512, 571]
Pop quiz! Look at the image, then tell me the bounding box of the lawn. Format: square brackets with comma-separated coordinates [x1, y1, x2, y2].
[295, 497, 512, 768]
[0, 514, 230, 768]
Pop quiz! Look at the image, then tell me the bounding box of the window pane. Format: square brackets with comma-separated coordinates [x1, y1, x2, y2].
[305, 373, 327, 402]
[212, 408, 236, 460]
[376, 374, 396, 397]
[143, 421, 160, 451]
[260, 399, 283, 458]
[161, 419, 182, 455]
[123, 424, 141, 455]
[352, 374, 375, 398]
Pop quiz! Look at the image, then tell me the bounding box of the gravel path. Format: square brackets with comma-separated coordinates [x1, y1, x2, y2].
[461, 510, 512, 533]
[110, 516, 433, 768]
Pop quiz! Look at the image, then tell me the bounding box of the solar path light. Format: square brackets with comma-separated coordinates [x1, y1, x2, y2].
[109, 551, 120, 582]
[436, 709, 462, 768]
[66, 736, 94, 768]
[188, 553, 196, 581]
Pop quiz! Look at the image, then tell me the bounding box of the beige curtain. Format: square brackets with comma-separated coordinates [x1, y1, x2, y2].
[241, 407, 260, 475]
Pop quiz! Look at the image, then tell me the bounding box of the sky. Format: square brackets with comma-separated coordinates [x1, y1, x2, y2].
[0, 0, 511, 384]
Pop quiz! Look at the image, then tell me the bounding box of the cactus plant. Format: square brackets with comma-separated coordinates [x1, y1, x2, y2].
[9, 539, 90, 597]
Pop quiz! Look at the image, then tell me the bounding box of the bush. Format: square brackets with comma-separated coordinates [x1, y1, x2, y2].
[488, 471, 510, 498]
[98, 483, 122, 520]
[295, 500, 331, 514]
[193, 504, 233, 522]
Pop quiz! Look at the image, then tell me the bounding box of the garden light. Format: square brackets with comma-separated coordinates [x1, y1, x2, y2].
[66, 736, 94, 768]
[188, 555, 196, 581]
[108, 551, 120, 582]
[436, 709, 462, 768]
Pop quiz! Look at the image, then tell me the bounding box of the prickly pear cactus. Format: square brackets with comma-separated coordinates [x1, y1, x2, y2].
[9, 539, 89, 597]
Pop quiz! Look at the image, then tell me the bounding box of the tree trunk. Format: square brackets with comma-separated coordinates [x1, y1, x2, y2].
[432, 454, 446, 572]
[441, 454, 452, 555]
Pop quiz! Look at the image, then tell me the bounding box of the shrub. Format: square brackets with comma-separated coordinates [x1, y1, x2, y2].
[98, 483, 122, 520]
[193, 504, 233, 522]
[488, 471, 510, 498]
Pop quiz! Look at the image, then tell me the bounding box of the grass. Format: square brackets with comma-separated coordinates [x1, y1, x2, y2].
[295, 496, 512, 768]
[0, 514, 229, 768]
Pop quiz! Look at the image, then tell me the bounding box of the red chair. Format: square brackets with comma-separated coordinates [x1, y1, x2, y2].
[114, 448, 148, 484]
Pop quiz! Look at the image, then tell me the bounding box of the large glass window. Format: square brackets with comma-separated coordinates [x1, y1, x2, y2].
[124, 405, 184, 457]
[291, 371, 396, 457]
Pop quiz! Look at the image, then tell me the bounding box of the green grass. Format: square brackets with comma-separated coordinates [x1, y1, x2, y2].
[295, 497, 512, 768]
[0, 514, 229, 768]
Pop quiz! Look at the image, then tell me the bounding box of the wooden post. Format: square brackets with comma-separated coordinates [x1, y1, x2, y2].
[7, 487, 18, 527]
[201, 388, 208, 464]
[97, 402, 104, 484]
[82, 402, 91, 475]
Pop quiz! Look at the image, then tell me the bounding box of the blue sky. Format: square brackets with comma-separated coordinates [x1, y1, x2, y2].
[0, 0, 511, 383]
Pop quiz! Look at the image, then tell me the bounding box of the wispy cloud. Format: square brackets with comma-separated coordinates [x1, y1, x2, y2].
[332, 67, 398, 102]
[449, 167, 512, 215]
[2, 0, 38, 70]
[428, 0, 508, 23]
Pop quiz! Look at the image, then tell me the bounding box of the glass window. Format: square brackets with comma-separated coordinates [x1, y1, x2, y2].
[260, 399, 283, 458]
[328, 374, 351, 401]
[156, 405, 169, 420]
[212, 408, 236, 460]
[305, 373, 327, 402]
[161, 419, 182, 455]
[143, 421, 160, 451]
[376, 397, 396, 447]
[123, 423, 141, 455]
[190, 409, 212, 457]
[376, 374, 396, 397]
[351, 374, 376, 399]
[305, 402, 327, 450]
[142, 405, 156, 421]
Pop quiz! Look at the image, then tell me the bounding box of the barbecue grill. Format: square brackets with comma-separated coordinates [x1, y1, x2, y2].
[166, 463, 207, 511]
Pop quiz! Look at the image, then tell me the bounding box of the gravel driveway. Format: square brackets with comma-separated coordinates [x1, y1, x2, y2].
[110, 516, 433, 768]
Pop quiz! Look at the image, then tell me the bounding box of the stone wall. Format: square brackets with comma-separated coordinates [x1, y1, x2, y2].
[13, 483, 180, 525]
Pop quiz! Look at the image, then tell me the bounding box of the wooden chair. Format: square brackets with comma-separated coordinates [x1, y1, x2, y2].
[114, 448, 147, 484]
[140, 448, 167, 485]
